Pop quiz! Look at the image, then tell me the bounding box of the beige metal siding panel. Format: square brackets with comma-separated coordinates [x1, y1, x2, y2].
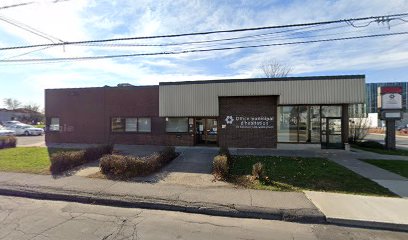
[159, 77, 365, 116]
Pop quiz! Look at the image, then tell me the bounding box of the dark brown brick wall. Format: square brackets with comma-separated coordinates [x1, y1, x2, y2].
[218, 96, 278, 148]
[45, 86, 194, 146]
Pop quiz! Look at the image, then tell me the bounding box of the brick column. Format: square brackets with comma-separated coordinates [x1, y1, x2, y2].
[341, 104, 349, 146]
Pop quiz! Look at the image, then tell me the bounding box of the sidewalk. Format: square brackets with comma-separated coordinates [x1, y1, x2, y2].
[0, 171, 323, 223]
[327, 149, 408, 198]
[0, 171, 408, 231]
[306, 191, 408, 231]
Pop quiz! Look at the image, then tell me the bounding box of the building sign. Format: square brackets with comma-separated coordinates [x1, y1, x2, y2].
[378, 86, 402, 120]
[225, 116, 274, 129]
[378, 86, 403, 110]
[381, 93, 402, 109]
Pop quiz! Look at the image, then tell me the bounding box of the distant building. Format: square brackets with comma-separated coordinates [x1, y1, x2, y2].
[365, 82, 408, 113]
[0, 108, 43, 124]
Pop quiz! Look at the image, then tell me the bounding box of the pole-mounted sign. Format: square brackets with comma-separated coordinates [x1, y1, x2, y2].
[378, 86, 402, 150]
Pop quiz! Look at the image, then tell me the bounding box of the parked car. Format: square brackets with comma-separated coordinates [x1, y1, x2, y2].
[2, 120, 22, 128]
[400, 128, 408, 134]
[8, 124, 44, 136]
[0, 126, 15, 136]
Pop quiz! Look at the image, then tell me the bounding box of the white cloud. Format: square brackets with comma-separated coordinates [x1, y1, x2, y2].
[1, 0, 408, 108]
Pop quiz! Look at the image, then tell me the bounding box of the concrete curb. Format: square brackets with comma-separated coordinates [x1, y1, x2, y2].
[0, 186, 325, 224]
[326, 217, 408, 232]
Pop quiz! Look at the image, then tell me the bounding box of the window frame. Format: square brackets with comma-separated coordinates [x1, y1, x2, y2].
[165, 117, 189, 133]
[110, 117, 152, 134]
[48, 117, 60, 132]
[137, 117, 152, 133]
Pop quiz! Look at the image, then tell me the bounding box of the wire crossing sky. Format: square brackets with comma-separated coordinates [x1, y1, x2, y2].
[0, 0, 407, 108]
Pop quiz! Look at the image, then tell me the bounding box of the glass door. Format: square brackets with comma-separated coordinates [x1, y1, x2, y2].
[204, 118, 217, 145]
[321, 117, 342, 149]
[195, 118, 217, 145]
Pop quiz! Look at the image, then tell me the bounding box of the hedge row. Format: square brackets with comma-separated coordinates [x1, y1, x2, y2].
[100, 146, 178, 179]
[50, 144, 113, 175]
[0, 136, 17, 149]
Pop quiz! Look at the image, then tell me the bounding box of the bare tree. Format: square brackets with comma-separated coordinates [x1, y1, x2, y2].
[3, 98, 21, 110]
[349, 117, 370, 143]
[260, 59, 292, 78]
[23, 103, 40, 112]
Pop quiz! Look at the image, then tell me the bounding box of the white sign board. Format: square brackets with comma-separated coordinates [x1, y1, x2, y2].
[385, 112, 401, 118]
[381, 93, 402, 109]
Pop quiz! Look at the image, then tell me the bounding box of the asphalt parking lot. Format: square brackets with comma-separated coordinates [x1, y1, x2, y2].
[16, 135, 45, 147]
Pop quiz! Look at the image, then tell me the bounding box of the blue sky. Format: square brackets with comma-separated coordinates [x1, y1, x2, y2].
[0, 0, 408, 109]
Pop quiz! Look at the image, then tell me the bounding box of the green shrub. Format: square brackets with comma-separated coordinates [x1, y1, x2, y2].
[213, 155, 229, 180]
[0, 136, 17, 149]
[252, 162, 264, 180]
[355, 140, 384, 149]
[99, 146, 178, 178]
[50, 144, 113, 175]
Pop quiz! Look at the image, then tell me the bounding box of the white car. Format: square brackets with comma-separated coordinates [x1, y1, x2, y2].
[8, 124, 44, 136]
[2, 120, 22, 128]
[0, 126, 15, 136]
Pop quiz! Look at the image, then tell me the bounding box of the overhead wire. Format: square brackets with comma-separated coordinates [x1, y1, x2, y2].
[0, 31, 407, 64]
[0, 12, 407, 51]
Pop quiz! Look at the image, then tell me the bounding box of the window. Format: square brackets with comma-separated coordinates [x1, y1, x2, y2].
[321, 106, 341, 117]
[277, 106, 298, 142]
[277, 106, 322, 143]
[112, 118, 125, 132]
[138, 118, 151, 132]
[125, 118, 137, 132]
[166, 118, 188, 133]
[49, 118, 60, 131]
[111, 117, 151, 133]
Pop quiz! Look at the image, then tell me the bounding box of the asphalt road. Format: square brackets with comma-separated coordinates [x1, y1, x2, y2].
[0, 196, 407, 240]
[16, 135, 45, 147]
[365, 133, 408, 150]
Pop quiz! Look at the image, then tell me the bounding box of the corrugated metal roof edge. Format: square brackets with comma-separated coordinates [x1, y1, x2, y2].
[159, 74, 365, 86]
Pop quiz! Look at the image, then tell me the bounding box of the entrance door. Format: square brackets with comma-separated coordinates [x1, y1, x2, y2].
[321, 117, 343, 149]
[195, 118, 217, 145]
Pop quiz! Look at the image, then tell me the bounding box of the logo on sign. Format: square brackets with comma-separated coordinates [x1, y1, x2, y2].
[225, 116, 234, 124]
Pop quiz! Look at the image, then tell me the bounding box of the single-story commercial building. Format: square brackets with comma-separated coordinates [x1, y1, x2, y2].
[45, 75, 365, 149]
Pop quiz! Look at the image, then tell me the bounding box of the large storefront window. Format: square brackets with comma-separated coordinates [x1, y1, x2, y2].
[322, 106, 341, 117]
[166, 118, 188, 133]
[310, 106, 321, 142]
[278, 105, 324, 143]
[278, 106, 298, 142]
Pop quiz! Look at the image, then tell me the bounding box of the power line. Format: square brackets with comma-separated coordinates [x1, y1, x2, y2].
[0, 0, 71, 10]
[0, 12, 407, 51]
[82, 25, 348, 48]
[1, 31, 406, 63]
[0, 2, 34, 10]
[0, 15, 64, 43]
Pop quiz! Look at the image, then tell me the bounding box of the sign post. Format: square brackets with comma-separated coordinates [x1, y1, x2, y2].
[378, 86, 402, 150]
